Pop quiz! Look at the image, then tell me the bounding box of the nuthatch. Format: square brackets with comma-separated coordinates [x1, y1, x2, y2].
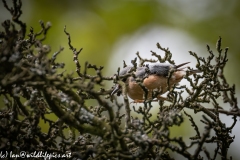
[111, 62, 200, 102]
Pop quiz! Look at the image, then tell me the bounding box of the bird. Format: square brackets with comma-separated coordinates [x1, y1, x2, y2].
[111, 62, 200, 102]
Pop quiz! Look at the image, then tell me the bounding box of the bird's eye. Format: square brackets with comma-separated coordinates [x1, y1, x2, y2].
[122, 78, 127, 82]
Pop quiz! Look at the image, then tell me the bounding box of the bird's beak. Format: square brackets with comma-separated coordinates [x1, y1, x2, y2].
[111, 84, 120, 96]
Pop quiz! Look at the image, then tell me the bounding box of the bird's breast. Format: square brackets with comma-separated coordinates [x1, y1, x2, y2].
[127, 75, 170, 100]
[126, 72, 186, 100]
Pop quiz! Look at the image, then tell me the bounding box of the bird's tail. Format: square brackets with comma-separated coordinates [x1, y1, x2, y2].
[176, 62, 201, 75]
[176, 62, 190, 69]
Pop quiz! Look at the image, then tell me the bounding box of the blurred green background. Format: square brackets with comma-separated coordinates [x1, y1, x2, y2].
[1, 0, 240, 159]
[1, 0, 239, 79]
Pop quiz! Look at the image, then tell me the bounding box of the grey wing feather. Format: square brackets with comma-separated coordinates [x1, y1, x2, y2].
[120, 64, 176, 79]
[135, 64, 175, 78]
[148, 64, 174, 76]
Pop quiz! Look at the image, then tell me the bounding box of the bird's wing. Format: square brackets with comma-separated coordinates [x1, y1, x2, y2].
[148, 64, 172, 76]
[121, 63, 191, 78]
